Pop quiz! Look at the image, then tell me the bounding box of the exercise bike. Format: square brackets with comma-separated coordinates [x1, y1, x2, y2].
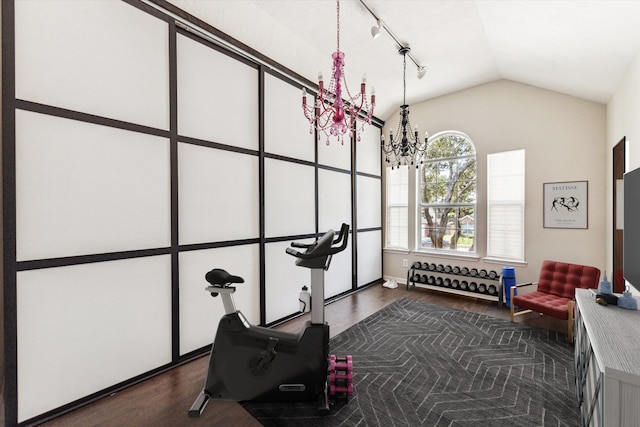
[188, 223, 350, 417]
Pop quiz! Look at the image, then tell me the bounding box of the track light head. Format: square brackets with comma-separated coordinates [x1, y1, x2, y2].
[371, 20, 383, 39]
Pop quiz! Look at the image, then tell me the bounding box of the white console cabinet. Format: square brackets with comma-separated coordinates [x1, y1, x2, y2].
[574, 289, 640, 426]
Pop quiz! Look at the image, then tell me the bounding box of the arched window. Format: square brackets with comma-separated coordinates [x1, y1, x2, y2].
[417, 131, 476, 253]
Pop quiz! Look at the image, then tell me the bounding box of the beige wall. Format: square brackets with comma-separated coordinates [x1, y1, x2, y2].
[382, 79, 607, 285]
[606, 51, 640, 294]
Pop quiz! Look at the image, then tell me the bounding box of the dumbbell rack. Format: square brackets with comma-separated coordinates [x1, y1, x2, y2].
[406, 262, 502, 302]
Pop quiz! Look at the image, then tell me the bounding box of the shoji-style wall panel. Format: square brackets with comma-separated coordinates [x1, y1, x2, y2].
[356, 125, 383, 231]
[318, 142, 352, 171]
[318, 168, 353, 297]
[177, 33, 258, 150]
[262, 232, 354, 322]
[179, 245, 260, 355]
[10, 1, 173, 423]
[178, 143, 259, 244]
[16, 256, 172, 422]
[356, 125, 382, 176]
[318, 168, 352, 236]
[15, 0, 169, 130]
[325, 240, 354, 298]
[262, 71, 318, 324]
[2, 0, 384, 424]
[355, 125, 383, 287]
[15, 111, 171, 260]
[264, 158, 316, 238]
[357, 230, 383, 287]
[356, 175, 383, 229]
[264, 73, 315, 161]
[264, 240, 312, 324]
[175, 31, 261, 355]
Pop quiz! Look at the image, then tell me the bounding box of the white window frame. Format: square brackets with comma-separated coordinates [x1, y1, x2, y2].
[416, 131, 476, 256]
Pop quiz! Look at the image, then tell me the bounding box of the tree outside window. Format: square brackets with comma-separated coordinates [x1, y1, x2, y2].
[418, 132, 476, 253]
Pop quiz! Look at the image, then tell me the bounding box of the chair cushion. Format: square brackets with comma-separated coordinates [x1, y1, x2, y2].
[512, 291, 572, 319]
[536, 260, 600, 299]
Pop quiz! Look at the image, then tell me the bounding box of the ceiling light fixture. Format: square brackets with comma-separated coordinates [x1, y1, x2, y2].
[417, 66, 427, 80]
[359, 0, 427, 80]
[302, 0, 376, 146]
[371, 20, 383, 39]
[381, 46, 428, 169]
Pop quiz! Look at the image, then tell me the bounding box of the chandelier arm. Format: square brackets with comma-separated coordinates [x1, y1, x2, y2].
[315, 101, 337, 128]
[348, 96, 366, 117]
[340, 69, 367, 113]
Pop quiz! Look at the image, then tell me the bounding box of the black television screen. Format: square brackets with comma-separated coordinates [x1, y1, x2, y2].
[623, 166, 640, 292]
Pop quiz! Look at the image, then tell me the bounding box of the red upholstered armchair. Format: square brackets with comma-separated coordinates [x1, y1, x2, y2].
[509, 260, 600, 343]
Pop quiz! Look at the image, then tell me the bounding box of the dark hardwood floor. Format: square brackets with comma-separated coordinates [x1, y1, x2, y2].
[37, 283, 567, 427]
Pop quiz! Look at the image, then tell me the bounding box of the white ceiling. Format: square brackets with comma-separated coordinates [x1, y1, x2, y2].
[166, 0, 640, 121]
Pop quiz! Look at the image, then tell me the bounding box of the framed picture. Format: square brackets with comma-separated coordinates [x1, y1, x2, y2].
[543, 181, 588, 229]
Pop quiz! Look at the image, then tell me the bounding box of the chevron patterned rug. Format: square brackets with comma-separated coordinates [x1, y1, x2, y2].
[242, 297, 580, 426]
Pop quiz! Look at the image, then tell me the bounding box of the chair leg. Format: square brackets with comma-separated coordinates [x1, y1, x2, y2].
[510, 286, 515, 322]
[567, 300, 574, 344]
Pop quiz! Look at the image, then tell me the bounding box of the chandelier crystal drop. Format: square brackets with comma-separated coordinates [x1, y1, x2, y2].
[302, 0, 376, 146]
[381, 46, 428, 169]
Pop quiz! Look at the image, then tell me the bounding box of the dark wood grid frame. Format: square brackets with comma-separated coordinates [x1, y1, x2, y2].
[1, 0, 384, 425]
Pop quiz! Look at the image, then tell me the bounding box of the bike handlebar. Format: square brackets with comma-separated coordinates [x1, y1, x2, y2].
[285, 223, 350, 261]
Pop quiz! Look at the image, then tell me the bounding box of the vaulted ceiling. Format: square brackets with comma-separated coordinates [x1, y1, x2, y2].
[167, 0, 640, 121]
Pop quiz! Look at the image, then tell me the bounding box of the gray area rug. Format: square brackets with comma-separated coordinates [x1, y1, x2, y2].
[242, 297, 580, 426]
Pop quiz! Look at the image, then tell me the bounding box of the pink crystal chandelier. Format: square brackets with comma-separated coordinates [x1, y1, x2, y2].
[302, 0, 376, 145]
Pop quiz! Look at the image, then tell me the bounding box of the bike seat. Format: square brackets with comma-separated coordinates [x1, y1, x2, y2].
[205, 268, 244, 287]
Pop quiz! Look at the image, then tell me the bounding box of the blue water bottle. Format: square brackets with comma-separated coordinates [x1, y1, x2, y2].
[503, 266, 516, 307]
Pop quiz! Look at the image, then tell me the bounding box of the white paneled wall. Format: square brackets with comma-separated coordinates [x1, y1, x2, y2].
[357, 122, 382, 175]
[13, 2, 173, 421]
[356, 122, 383, 288]
[179, 245, 260, 354]
[264, 240, 312, 323]
[264, 73, 316, 161]
[357, 230, 383, 287]
[16, 256, 173, 421]
[15, 111, 171, 261]
[318, 139, 353, 171]
[325, 239, 354, 298]
[15, 0, 170, 130]
[318, 169, 352, 234]
[5, 0, 382, 423]
[264, 158, 316, 238]
[178, 143, 260, 244]
[177, 33, 259, 149]
[357, 175, 383, 229]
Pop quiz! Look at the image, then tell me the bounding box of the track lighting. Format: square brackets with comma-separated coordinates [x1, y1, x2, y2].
[371, 20, 383, 39]
[360, 0, 426, 81]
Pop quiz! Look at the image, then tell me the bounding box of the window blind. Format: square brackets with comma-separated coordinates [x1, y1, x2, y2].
[487, 149, 525, 261]
[385, 166, 408, 249]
